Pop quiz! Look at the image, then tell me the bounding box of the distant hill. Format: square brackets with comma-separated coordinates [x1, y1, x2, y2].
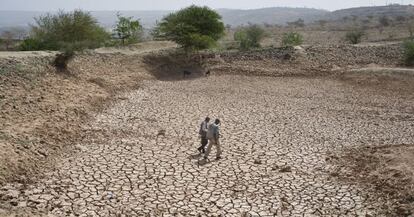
[0, 7, 328, 30]
[217, 7, 329, 27]
[0, 5, 413, 33]
[325, 4, 414, 20]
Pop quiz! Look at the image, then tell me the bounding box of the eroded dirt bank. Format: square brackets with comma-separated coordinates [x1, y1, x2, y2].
[0, 51, 155, 186]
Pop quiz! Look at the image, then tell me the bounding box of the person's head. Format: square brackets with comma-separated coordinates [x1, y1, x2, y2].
[215, 119, 220, 125]
[205, 117, 210, 122]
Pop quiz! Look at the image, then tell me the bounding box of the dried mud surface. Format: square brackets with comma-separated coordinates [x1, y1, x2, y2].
[1, 75, 412, 216]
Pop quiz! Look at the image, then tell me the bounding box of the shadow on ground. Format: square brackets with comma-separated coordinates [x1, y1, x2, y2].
[143, 51, 208, 81]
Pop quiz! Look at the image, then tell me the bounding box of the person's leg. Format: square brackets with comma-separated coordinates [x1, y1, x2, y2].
[197, 137, 206, 153]
[215, 139, 222, 159]
[204, 139, 214, 159]
[201, 138, 208, 153]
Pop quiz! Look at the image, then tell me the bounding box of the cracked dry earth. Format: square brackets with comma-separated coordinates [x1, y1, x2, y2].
[5, 75, 414, 216]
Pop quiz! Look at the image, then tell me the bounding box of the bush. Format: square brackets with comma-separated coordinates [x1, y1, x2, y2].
[345, 30, 364, 44]
[113, 13, 143, 45]
[53, 49, 75, 70]
[153, 5, 225, 52]
[403, 40, 414, 66]
[22, 10, 110, 51]
[20, 38, 42, 51]
[281, 32, 303, 47]
[234, 25, 266, 50]
[379, 16, 390, 27]
[1, 31, 15, 50]
[287, 18, 305, 28]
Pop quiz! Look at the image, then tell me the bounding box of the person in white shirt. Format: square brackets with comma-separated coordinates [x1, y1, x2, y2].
[204, 119, 222, 160]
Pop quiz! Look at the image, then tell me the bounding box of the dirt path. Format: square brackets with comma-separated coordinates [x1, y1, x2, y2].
[2, 75, 412, 216]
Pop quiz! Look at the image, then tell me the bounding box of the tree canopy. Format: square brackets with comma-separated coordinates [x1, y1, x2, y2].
[21, 10, 109, 51]
[114, 13, 143, 45]
[234, 25, 266, 50]
[154, 5, 225, 52]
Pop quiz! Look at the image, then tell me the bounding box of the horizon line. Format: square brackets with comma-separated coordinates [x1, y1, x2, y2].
[0, 4, 410, 13]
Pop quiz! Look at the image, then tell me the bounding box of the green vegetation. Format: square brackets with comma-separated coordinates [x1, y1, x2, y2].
[288, 18, 305, 28]
[153, 5, 225, 52]
[234, 25, 266, 50]
[403, 39, 414, 66]
[19, 38, 42, 51]
[1, 31, 15, 50]
[345, 30, 364, 44]
[20, 10, 110, 51]
[379, 15, 390, 27]
[53, 46, 76, 70]
[281, 32, 303, 47]
[317, 20, 327, 28]
[113, 13, 143, 45]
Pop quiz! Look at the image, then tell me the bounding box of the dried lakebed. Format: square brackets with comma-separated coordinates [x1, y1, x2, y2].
[2, 75, 413, 216]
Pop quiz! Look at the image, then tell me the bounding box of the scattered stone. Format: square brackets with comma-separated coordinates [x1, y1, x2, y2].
[279, 166, 292, 173]
[157, 129, 166, 137]
[253, 159, 262, 165]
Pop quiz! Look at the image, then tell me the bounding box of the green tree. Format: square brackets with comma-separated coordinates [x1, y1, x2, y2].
[153, 5, 225, 52]
[403, 39, 414, 66]
[114, 13, 143, 45]
[234, 25, 266, 50]
[282, 32, 303, 47]
[21, 10, 110, 51]
[345, 30, 364, 44]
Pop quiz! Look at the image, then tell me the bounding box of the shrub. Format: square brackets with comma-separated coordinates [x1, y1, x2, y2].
[318, 20, 328, 28]
[23, 10, 110, 51]
[281, 32, 303, 47]
[113, 13, 143, 45]
[19, 38, 42, 51]
[234, 25, 266, 50]
[345, 30, 364, 44]
[379, 16, 390, 27]
[403, 39, 414, 66]
[287, 18, 305, 28]
[53, 49, 75, 70]
[153, 5, 225, 52]
[1, 31, 15, 50]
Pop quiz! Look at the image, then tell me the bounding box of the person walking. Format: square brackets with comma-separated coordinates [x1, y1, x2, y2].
[204, 119, 222, 160]
[197, 117, 210, 153]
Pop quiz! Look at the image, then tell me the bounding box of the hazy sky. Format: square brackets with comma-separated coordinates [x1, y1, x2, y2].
[0, 0, 412, 11]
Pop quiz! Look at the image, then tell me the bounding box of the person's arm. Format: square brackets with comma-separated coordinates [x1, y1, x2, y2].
[214, 126, 219, 140]
[202, 122, 208, 132]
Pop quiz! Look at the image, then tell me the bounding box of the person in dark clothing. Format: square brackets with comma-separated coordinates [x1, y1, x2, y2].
[197, 117, 210, 153]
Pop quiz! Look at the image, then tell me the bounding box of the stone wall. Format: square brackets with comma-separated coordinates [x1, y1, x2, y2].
[204, 44, 405, 77]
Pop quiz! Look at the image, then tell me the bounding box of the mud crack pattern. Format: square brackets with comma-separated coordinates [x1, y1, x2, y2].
[5, 76, 414, 216]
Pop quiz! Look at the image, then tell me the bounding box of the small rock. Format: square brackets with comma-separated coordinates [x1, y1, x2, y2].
[37, 150, 48, 157]
[5, 190, 19, 200]
[18, 201, 27, 207]
[254, 159, 262, 165]
[157, 129, 166, 136]
[279, 166, 292, 173]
